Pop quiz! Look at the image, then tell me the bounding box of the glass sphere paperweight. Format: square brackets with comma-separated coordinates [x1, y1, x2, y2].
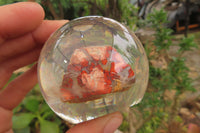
[38, 16, 149, 124]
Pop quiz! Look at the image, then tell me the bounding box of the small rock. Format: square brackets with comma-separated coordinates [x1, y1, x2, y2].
[195, 102, 200, 110]
[180, 108, 192, 116]
[195, 112, 200, 118]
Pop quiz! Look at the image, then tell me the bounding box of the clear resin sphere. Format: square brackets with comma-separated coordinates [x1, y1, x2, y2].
[38, 16, 149, 124]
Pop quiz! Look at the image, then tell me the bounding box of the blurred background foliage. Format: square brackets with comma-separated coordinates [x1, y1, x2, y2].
[0, 0, 138, 29]
[1, 0, 200, 133]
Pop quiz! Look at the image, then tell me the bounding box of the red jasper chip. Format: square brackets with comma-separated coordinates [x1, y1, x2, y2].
[60, 46, 135, 102]
[128, 68, 135, 78]
[101, 59, 107, 65]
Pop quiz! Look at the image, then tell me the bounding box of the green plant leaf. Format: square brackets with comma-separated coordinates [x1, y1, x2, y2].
[178, 36, 198, 53]
[40, 102, 54, 118]
[40, 119, 59, 133]
[12, 113, 36, 129]
[23, 97, 39, 113]
[13, 127, 30, 133]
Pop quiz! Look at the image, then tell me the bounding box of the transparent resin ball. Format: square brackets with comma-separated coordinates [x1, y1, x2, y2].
[38, 16, 149, 124]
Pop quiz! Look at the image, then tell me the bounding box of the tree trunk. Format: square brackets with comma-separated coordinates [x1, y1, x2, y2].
[107, 0, 121, 21]
[185, 0, 190, 37]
